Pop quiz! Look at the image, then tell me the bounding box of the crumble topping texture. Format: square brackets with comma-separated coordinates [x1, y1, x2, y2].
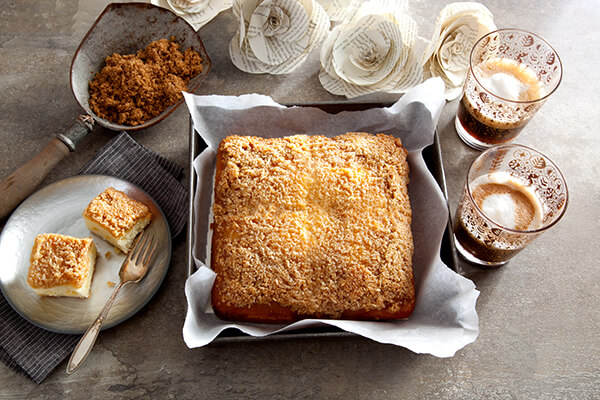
[211, 132, 414, 319]
[27, 234, 95, 289]
[82, 187, 151, 239]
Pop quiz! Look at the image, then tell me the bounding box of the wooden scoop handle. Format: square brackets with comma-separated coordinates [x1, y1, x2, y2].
[0, 116, 94, 220]
[0, 138, 70, 220]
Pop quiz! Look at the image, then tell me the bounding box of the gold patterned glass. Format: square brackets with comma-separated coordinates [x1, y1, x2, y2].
[453, 144, 568, 267]
[455, 29, 562, 150]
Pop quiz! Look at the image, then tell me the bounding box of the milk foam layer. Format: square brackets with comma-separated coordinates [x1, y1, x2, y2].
[470, 172, 544, 231]
[476, 58, 543, 102]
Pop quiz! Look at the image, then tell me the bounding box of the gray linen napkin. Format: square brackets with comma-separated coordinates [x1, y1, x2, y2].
[0, 132, 187, 383]
[80, 132, 188, 237]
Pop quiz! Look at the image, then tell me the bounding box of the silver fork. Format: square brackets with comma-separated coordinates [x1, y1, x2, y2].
[66, 231, 157, 374]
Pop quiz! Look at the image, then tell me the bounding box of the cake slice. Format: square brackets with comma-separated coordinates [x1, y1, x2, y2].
[83, 187, 152, 253]
[27, 233, 97, 298]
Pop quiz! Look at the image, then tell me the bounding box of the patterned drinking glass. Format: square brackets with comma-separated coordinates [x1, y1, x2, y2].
[453, 144, 568, 267]
[455, 29, 563, 150]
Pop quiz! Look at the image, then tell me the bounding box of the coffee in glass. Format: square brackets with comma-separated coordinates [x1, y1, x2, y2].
[455, 29, 562, 150]
[453, 144, 568, 267]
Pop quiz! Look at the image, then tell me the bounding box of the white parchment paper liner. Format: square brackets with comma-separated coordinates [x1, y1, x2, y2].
[182, 78, 479, 357]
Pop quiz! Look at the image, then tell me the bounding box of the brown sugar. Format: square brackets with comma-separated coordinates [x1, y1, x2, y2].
[88, 38, 203, 126]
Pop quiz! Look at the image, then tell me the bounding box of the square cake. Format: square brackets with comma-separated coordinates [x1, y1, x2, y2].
[210, 132, 415, 323]
[83, 187, 152, 253]
[27, 233, 97, 298]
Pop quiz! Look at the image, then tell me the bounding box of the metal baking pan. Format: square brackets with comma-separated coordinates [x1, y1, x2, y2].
[186, 102, 457, 342]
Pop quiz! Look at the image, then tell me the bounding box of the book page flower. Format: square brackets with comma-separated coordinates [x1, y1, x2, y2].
[316, 0, 361, 24]
[422, 2, 496, 100]
[229, 0, 330, 74]
[151, 0, 233, 30]
[318, 0, 423, 98]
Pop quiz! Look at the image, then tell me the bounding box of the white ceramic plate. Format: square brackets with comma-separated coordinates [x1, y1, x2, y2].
[0, 175, 171, 334]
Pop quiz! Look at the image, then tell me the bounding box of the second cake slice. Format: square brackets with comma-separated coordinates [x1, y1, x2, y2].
[83, 187, 152, 253]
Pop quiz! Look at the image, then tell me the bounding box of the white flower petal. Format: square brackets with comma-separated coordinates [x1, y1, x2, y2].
[232, 0, 243, 17]
[317, 0, 360, 23]
[371, 47, 422, 92]
[167, 0, 211, 14]
[305, 0, 330, 51]
[248, 3, 272, 38]
[318, 68, 374, 98]
[439, 2, 493, 27]
[444, 86, 463, 101]
[258, 50, 310, 73]
[262, 6, 291, 37]
[231, 0, 329, 74]
[268, 0, 310, 42]
[151, 0, 233, 29]
[437, 21, 480, 71]
[352, 0, 409, 23]
[229, 32, 265, 73]
[319, 4, 423, 97]
[429, 58, 465, 87]
[332, 16, 402, 86]
[421, 2, 495, 64]
[421, 2, 496, 100]
[250, 34, 307, 65]
[240, 0, 263, 21]
[319, 25, 341, 75]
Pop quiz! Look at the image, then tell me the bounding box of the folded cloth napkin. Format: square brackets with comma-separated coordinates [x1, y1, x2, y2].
[0, 132, 187, 383]
[80, 132, 188, 237]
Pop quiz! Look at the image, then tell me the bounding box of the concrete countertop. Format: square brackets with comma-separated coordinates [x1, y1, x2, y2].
[1, 0, 598, 398]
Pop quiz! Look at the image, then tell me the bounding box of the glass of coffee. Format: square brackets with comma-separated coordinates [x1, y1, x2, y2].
[453, 144, 568, 267]
[455, 29, 563, 150]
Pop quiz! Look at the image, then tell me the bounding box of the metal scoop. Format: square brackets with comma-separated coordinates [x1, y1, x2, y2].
[0, 3, 210, 219]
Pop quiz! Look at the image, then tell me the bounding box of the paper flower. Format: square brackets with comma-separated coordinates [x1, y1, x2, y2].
[318, 0, 423, 98]
[229, 0, 330, 74]
[421, 2, 496, 100]
[316, 0, 361, 24]
[150, 0, 233, 30]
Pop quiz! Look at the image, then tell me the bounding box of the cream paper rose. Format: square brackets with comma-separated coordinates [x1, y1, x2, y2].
[150, 0, 233, 30]
[229, 0, 330, 74]
[318, 0, 424, 98]
[422, 2, 496, 100]
[316, 0, 361, 24]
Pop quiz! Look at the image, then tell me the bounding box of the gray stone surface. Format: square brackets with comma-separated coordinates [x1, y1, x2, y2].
[1, 0, 598, 398]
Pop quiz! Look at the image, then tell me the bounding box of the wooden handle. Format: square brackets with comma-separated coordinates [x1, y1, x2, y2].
[0, 137, 70, 220]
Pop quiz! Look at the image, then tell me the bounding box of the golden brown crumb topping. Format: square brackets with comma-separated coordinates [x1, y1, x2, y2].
[88, 38, 204, 126]
[27, 234, 95, 289]
[212, 133, 414, 318]
[83, 187, 151, 238]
